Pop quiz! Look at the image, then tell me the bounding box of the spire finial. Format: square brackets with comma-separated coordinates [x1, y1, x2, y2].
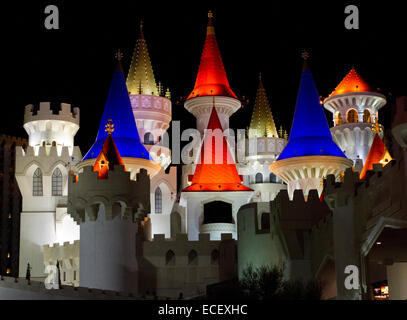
[139, 19, 144, 39]
[207, 10, 215, 34]
[259, 72, 262, 81]
[301, 49, 310, 71]
[115, 49, 123, 61]
[105, 118, 114, 135]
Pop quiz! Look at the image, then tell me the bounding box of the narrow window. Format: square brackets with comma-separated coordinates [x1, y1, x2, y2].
[33, 168, 43, 196]
[52, 168, 63, 196]
[155, 187, 162, 214]
[188, 250, 198, 265]
[166, 250, 175, 266]
[211, 249, 219, 265]
[255, 173, 263, 183]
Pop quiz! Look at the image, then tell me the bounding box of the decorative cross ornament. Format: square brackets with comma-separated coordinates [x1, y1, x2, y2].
[301, 49, 309, 61]
[115, 49, 123, 61]
[105, 118, 114, 134]
[371, 118, 381, 134]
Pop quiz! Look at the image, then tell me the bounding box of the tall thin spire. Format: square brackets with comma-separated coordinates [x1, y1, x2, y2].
[249, 74, 278, 138]
[277, 54, 346, 160]
[187, 11, 237, 100]
[126, 20, 158, 95]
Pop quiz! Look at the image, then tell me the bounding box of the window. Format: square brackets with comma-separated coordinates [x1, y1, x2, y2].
[52, 168, 63, 196]
[203, 201, 232, 224]
[73, 270, 76, 281]
[63, 272, 66, 282]
[269, 173, 277, 183]
[211, 249, 219, 265]
[144, 132, 154, 145]
[188, 250, 198, 265]
[166, 250, 175, 266]
[347, 109, 358, 123]
[261, 212, 270, 230]
[334, 112, 343, 126]
[363, 110, 371, 123]
[33, 168, 43, 196]
[255, 173, 263, 183]
[155, 187, 162, 214]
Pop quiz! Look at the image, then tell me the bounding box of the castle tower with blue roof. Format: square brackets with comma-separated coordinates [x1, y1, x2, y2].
[78, 52, 161, 179]
[270, 51, 353, 199]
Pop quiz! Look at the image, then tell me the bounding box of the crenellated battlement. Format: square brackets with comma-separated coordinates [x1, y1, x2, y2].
[24, 102, 79, 125]
[0, 134, 27, 147]
[68, 165, 150, 223]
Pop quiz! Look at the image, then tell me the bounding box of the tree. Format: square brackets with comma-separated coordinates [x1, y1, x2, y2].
[239, 264, 322, 300]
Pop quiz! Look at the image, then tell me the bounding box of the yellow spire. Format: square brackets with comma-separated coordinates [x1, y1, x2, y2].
[126, 20, 158, 95]
[249, 74, 279, 138]
[371, 117, 382, 134]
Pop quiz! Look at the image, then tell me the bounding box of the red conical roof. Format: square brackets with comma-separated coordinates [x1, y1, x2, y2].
[93, 133, 125, 179]
[328, 67, 374, 98]
[183, 107, 252, 191]
[360, 133, 392, 179]
[186, 12, 238, 100]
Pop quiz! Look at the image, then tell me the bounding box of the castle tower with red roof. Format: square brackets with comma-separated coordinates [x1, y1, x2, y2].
[184, 11, 241, 134]
[323, 67, 387, 171]
[180, 106, 253, 241]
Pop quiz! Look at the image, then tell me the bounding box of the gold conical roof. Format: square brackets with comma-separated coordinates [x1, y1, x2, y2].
[126, 20, 158, 95]
[249, 74, 278, 138]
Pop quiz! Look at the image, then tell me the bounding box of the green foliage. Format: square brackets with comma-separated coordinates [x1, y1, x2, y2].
[239, 263, 322, 300]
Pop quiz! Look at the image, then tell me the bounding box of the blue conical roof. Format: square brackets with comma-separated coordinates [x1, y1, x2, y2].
[83, 62, 151, 161]
[278, 64, 347, 160]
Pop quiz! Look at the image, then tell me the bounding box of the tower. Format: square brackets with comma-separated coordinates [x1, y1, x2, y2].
[15, 102, 82, 278]
[126, 22, 177, 238]
[184, 11, 241, 134]
[126, 21, 172, 169]
[180, 107, 253, 240]
[239, 74, 288, 202]
[181, 11, 241, 190]
[323, 67, 386, 169]
[79, 56, 161, 179]
[270, 53, 353, 198]
[68, 129, 149, 293]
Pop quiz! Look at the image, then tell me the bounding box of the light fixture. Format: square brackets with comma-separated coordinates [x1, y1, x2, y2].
[376, 241, 382, 245]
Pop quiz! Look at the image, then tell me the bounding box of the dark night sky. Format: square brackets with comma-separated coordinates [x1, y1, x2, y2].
[1, 1, 406, 155]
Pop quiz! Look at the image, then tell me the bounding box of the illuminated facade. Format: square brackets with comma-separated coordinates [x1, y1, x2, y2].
[323, 67, 387, 170]
[270, 57, 353, 198]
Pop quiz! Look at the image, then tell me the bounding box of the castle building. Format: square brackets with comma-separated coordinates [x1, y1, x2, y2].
[323, 67, 387, 170]
[126, 22, 177, 239]
[238, 96, 407, 300]
[238, 74, 288, 203]
[15, 102, 82, 278]
[0, 135, 27, 277]
[270, 56, 353, 198]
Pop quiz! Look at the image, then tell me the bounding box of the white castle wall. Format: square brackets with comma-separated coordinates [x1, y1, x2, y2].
[16, 102, 82, 279]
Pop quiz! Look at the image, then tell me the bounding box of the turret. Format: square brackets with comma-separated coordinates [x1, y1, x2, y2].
[23, 102, 79, 156]
[240, 74, 288, 202]
[79, 53, 161, 179]
[270, 52, 353, 198]
[323, 67, 386, 167]
[181, 106, 253, 240]
[126, 21, 172, 169]
[68, 131, 149, 293]
[16, 102, 82, 278]
[184, 11, 241, 134]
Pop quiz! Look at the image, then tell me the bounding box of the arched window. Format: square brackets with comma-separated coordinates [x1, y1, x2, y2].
[255, 173, 263, 183]
[33, 168, 43, 196]
[269, 173, 277, 183]
[155, 187, 162, 214]
[52, 168, 63, 196]
[334, 112, 343, 126]
[144, 132, 154, 145]
[188, 250, 198, 265]
[363, 110, 371, 123]
[166, 250, 175, 266]
[347, 109, 358, 123]
[211, 249, 219, 265]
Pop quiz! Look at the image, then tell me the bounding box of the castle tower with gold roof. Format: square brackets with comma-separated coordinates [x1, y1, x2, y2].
[239, 74, 288, 202]
[323, 67, 387, 171]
